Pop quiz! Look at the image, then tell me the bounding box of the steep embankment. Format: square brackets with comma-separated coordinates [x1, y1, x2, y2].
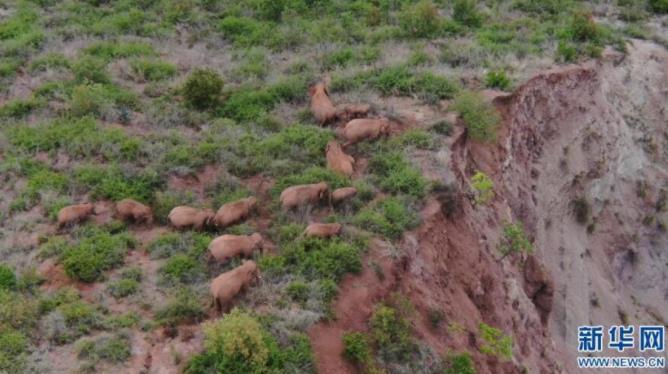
[498, 40, 668, 368]
[311, 40, 668, 373]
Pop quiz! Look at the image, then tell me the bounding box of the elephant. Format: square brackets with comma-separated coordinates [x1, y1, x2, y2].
[279, 182, 329, 210]
[57, 203, 95, 228]
[115, 198, 153, 225]
[168, 206, 215, 230]
[208, 233, 263, 263]
[210, 260, 259, 313]
[214, 197, 257, 228]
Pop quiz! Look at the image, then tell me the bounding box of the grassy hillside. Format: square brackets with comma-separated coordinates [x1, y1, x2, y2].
[0, 0, 665, 372]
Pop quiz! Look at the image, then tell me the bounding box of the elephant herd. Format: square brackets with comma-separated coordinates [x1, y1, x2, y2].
[55, 77, 391, 313]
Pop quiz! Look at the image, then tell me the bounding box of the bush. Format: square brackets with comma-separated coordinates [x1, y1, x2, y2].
[130, 58, 177, 82]
[650, 0, 668, 13]
[286, 281, 310, 304]
[453, 0, 483, 28]
[443, 352, 476, 374]
[107, 279, 139, 298]
[569, 11, 600, 42]
[0, 290, 39, 332]
[77, 334, 132, 365]
[202, 309, 269, 372]
[478, 323, 513, 360]
[471, 171, 494, 204]
[369, 151, 427, 198]
[183, 68, 224, 110]
[83, 41, 155, 61]
[485, 70, 511, 90]
[280, 238, 363, 282]
[147, 232, 211, 260]
[342, 331, 372, 365]
[38, 236, 69, 259]
[72, 56, 110, 84]
[0, 98, 40, 119]
[0, 329, 28, 373]
[399, 1, 442, 38]
[452, 91, 499, 143]
[74, 164, 161, 203]
[159, 254, 204, 285]
[0, 265, 17, 290]
[498, 223, 533, 259]
[353, 197, 419, 240]
[61, 227, 135, 283]
[155, 289, 205, 325]
[371, 304, 414, 361]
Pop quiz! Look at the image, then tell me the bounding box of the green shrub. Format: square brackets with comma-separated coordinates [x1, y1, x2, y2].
[8, 117, 141, 161]
[201, 309, 270, 372]
[650, 0, 668, 13]
[370, 304, 414, 361]
[369, 151, 427, 198]
[159, 254, 204, 285]
[353, 197, 419, 240]
[84, 41, 155, 61]
[453, 0, 483, 28]
[399, 1, 442, 38]
[478, 323, 513, 360]
[498, 223, 533, 259]
[218, 16, 272, 47]
[471, 171, 494, 204]
[183, 68, 224, 110]
[485, 70, 511, 90]
[273, 166, 347, 196]
[286, 281, 310, 304]
[61, 227, 135, 283]
[72, 56, 110, 84]
[391, 129, 433, 150]
[49, 299, 100, 344]
[74, 164, 161, 202]
[130, 58, 177, 81]
[29, 52, 70, 72]
[568, 11, 600, 42]
[0, 98, 40, 119]
[38, 236, 69, 259]
[219, 87, 275, 122]
[70, 83, 138, 118]
[287, 238, 362, 281]
[0, 290, 39, 332]
[107, 279, 139, 298]
[77, 334, 132, 365]
[443, 352, 476, 374]
[155, 289, 205, 325]
[147, 232, 211, 260]
[0, 329, 28, 373]
[452, 91, 499, 143]
[342, 331, 372, 365]
[556, 40, 578, 62]
[0, 265, 17, 291]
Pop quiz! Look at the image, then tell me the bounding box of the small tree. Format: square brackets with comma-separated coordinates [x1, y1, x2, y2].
[471, 171, 494, 205]
[183, 68, 224, 110]
[479, 323, 513, 360]
[498, 223, 533, 260]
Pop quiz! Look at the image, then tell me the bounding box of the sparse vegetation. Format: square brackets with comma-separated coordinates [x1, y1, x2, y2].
[452, 91, 500, 142]
[0, 0, 655, 372]
[471, 171, 494, 205]
[499, 223, 533, 259]
[479, 323, 513, 360]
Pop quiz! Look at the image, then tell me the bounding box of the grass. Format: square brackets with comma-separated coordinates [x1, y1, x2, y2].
[60, 226, 135, 283]
[353, 197, 419, 240]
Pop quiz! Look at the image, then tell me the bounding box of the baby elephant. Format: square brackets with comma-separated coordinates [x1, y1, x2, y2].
[214, 197, 257, 228]
[116, 198, 153, 225]
[280, 182, 329, 210]
[210, 260, 259, 313]
[341, 118, 390, 146]
[57, 203, 95, 228]
[331, 187, 358, 203]
[208, 233, 263, 263]
[309, 78, 337, 126]
[303, 223, 342, 238]
[168, 206, 215, 230]
[326, 140, 355, 178]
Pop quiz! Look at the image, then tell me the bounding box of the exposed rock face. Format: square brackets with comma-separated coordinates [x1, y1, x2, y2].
[308, 40, 668, 373]
[497, 40, 668, 369]
[523, 255, 554, 325]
